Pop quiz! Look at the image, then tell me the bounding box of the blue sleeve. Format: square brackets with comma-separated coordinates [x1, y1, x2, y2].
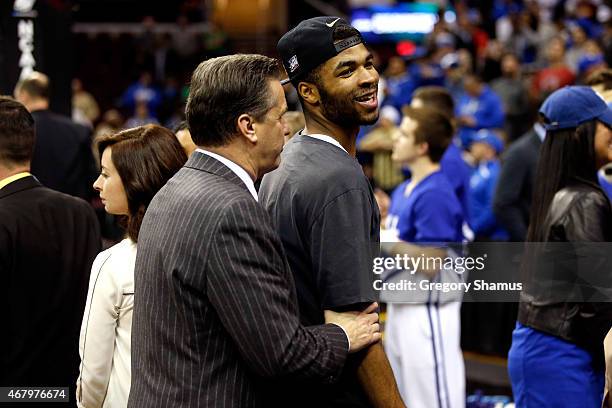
[471, 176, 498, 234]
[413, 190, 461, 242]
[474, 93, 504, 129]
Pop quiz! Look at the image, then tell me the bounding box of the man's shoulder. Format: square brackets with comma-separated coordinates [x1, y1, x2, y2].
[505, 130, 538, 155]
[418, 173, 461, 203]
[33, 110, 90, 138]
[1, 181, 91, 210]
[148, 168, 262, 227]
[0, 183, 95, 233]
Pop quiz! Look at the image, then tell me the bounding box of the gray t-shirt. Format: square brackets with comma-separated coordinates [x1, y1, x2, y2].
[259, 133, 380, 326]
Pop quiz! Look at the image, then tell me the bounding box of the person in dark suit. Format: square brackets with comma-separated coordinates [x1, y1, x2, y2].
[493, 122, 544, 241]
[14, 71, 97, 201]
[128, 54, 381, 408]
[0, 98, 101, 396]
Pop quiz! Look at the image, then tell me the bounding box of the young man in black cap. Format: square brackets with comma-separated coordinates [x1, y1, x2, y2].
[259, 17, 404, 408]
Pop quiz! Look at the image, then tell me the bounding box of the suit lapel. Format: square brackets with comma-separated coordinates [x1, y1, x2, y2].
[184, 151, 250, 194]
[0, 175, 41, 200]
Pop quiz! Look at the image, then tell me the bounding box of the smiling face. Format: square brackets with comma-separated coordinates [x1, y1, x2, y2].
[314, 44, 380, 127]
[93, 147, 129, 215]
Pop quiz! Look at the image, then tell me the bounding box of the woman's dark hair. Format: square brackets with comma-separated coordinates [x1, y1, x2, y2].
[526, 118, 598, 241]
[96, 125, 187, 243]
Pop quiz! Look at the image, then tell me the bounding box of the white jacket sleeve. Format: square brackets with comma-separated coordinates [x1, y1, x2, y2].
[76, 251, 119, 408]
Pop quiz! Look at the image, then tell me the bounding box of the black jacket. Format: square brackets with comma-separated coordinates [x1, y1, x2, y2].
[518, 179, 612, 362]
[493, 128, 541, 241]
[0, 176, 100, 392]
[31, 110, 97, 201]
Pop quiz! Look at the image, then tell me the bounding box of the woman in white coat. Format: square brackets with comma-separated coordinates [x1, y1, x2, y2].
[77, 125, 187, 407]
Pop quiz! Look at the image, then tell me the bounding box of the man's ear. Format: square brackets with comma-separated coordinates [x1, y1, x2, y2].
[237, 113, 257, 143]
[298, 81, 320, 106]
[418, 141, 429, 157]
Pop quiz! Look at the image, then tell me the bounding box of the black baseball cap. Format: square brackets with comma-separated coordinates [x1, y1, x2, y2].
[278, 16, 364, 85]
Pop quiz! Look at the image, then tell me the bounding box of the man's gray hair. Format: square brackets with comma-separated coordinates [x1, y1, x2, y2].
[186, 54, 282, 147]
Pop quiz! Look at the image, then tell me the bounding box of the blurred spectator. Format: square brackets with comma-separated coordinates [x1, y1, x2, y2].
[125, 100, 159, 128]
[358, 106, 404, 193]
[480, 40, 503, 82]
[603, 20, 612, 67]
[491, 52, 531, 141]
[121, 72, 162, 117]
[14, 71, 97, 201]
[468, 129, 508, 241]
[442, 49, 474, 102]
[158, 77, 183, 127]
[282, 111, 305, 142]
[382, 56, 414, 111]
[497, 6, 541, 62]
[455, 73, 505, 148]
[72, 78, 100, 127]
[203, 22, 229, 58]
[94, 109, 124, 141]
[531, 36, 575, 102]
[577, 40, 608, 81]
[586, 68, 612, 99]
[173, 121, 197, 157]
[566, 23, 590, 72]
[133, 16, 156, 71]
[172, 14, 201, 67]
[493, 119, 545, 241]
[411, 86, 472, 228]
[152, 34, 180, 83]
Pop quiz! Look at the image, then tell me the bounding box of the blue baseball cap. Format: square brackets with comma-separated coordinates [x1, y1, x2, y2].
[539, 86, 612, 131]
[472, 129, 504, 154]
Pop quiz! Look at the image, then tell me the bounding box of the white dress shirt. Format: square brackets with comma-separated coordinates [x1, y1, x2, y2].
[196, 148, 258, 201]
[77, 239, 136, 408]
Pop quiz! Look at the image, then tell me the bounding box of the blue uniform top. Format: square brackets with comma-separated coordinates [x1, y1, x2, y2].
[440, 142, 471, 225]
[455, 86, 505, 148]
[386, 170, 464, 243]
[469, 160, 509, 240]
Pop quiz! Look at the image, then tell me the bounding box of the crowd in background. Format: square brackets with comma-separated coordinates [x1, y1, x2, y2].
[4, 1, 612, 407]
[70, 0, 612, 247]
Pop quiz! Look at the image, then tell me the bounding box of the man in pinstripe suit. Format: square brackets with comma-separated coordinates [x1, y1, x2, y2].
[128, 55, 381, 408]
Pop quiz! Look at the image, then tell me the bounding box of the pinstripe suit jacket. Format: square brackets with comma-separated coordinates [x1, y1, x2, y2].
[128, 152, 349, 408]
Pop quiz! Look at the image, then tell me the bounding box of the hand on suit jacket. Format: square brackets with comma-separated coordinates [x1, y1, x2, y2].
[324, 302, 381, 353]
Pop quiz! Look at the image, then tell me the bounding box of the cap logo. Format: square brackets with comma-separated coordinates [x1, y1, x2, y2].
[326, 18, 341, 28]
[288, 55, 299, 73]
